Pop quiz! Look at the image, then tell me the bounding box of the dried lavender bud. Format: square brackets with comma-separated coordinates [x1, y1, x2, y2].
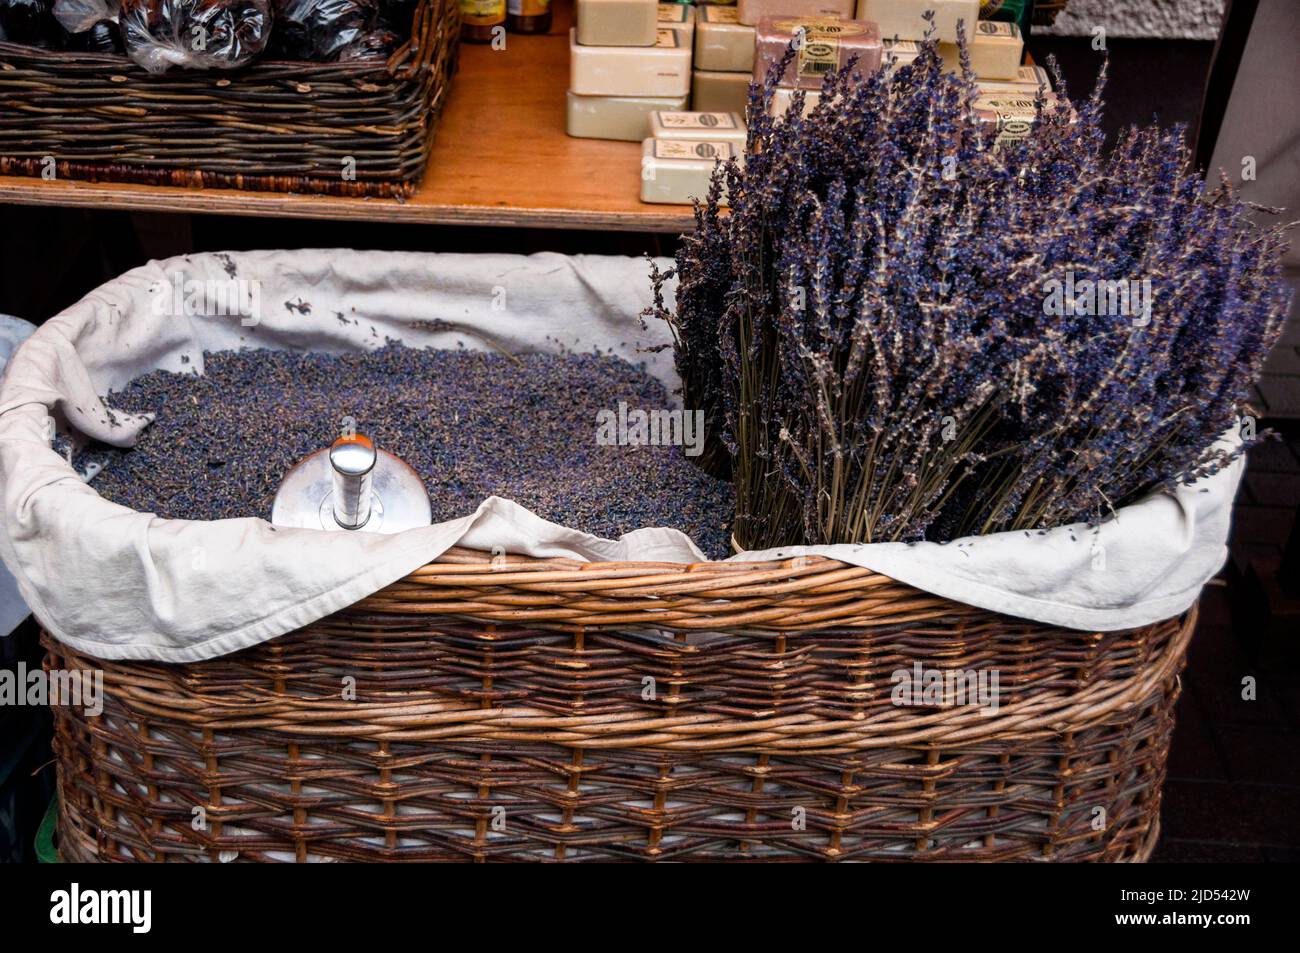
[78, 345, 735, 559]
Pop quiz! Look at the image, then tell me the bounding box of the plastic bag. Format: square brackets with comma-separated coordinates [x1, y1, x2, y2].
[52, 0, 116, 32]
[336, 25, 394, 61]
[0, 0, 55, 43]
[119, 0, 271, 72]
[70, 15, 120, 50]
[271, 0, 375, 61]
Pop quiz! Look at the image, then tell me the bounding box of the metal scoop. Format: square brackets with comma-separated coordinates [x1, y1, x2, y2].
[271, 432, 432, 533]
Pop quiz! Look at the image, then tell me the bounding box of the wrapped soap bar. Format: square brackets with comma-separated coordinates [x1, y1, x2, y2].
[736, 0, 850, 27]
[649, 110, 746, 149]
[753, 16, 882, 89]
[657, 1, 692, 44]
[566, 89, 689, 141]
[939, 19, 1022, 78]
[640, 137, 734, 205]
[855, 0, 977, 42]
[576, 0, 656, 46]
[271, 0, 378, 61]
[975, 64, 1049, 91]
[974, 90, 1072, 145]
[119, 0, 271, 72]
[570, 27, 691, 96]
[692, 68, 749, 114]
[694, 4, 752, 73]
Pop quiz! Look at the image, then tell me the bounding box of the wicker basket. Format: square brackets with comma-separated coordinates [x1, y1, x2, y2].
[0, 0, 458, 198]
[44, 547, 1190, 862]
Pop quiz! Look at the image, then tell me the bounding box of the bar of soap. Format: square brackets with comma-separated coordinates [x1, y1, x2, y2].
[974, 91, 1072, 145]
[657, 2, 695, 46]
[939, 20, 1022, 78]
[695, 4, 754, 73]
[649, 110, 747, 148]
[570, 28, 692, 96]
[736, 0, 852, 27]
[855, 0, 978, 42]
[769, 86, 822, 118]
[692, 68, 751, 114]
[576, 0, 658, 47]
[975, 64, 1050, 92]
[567, 90, 690, 141]
[640, 137, 735, 205]
[753, 16, 883, 89]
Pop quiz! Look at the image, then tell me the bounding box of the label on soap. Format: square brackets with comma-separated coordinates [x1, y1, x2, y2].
[772, 18, 867, 37]
[702, 5, 739, 22]
[658, 3, 688, 22]
[656, 29, 680, 47]
[660, 112, 739, 129]
[654, 139, 734, 160]
[976, 20, 1017, 37]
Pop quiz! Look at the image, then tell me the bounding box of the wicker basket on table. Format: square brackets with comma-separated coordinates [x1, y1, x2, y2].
[0, 0, 458, 198]
[44, 546, 1190, 862]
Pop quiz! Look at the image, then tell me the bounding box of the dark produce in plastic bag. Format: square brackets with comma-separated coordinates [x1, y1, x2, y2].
[271, 0, 376, 61]
[71, 16, 120, 49]
[376, 0, 412, 32]
[52, 0, 117, 32]
[0, 0, 55, 43]
[336, 26, 394, 61]
[119, 0, 271, 72]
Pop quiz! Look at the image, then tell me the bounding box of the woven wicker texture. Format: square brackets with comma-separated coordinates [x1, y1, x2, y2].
[0, 0, 458, 197]
[46, 551, 1189, 861]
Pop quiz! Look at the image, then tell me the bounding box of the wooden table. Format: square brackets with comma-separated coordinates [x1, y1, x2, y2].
[0, 1, 695, 233]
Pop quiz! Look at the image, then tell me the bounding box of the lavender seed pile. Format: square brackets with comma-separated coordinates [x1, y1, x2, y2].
[77, 345, 735, 559]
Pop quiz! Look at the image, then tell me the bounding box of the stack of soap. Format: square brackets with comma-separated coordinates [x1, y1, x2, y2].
[567, 0, 692, 141]
[640, 108, 744, 204]
[692, 5, 755, 115]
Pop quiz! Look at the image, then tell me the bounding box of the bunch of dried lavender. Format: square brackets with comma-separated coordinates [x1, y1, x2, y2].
[646, 27, 1291, 550]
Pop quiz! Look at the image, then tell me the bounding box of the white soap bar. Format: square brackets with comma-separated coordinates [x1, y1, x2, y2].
[640, 137, 735, 204]
[658, 3, 696, 45]
[570, 28, 693, 97]
[577, 0, 658, 47]
[692, 68, 751, 114]
[567, 90, 691, 141]
[939, 20, 1022, 79]
[649, 110, 747, 148]
[695, 4, 754, 73]
[855, 0, 977, 42]
[769, 86, 822, 118]
[737, 0, 853, 27]
[975, 64, 1051, 92]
